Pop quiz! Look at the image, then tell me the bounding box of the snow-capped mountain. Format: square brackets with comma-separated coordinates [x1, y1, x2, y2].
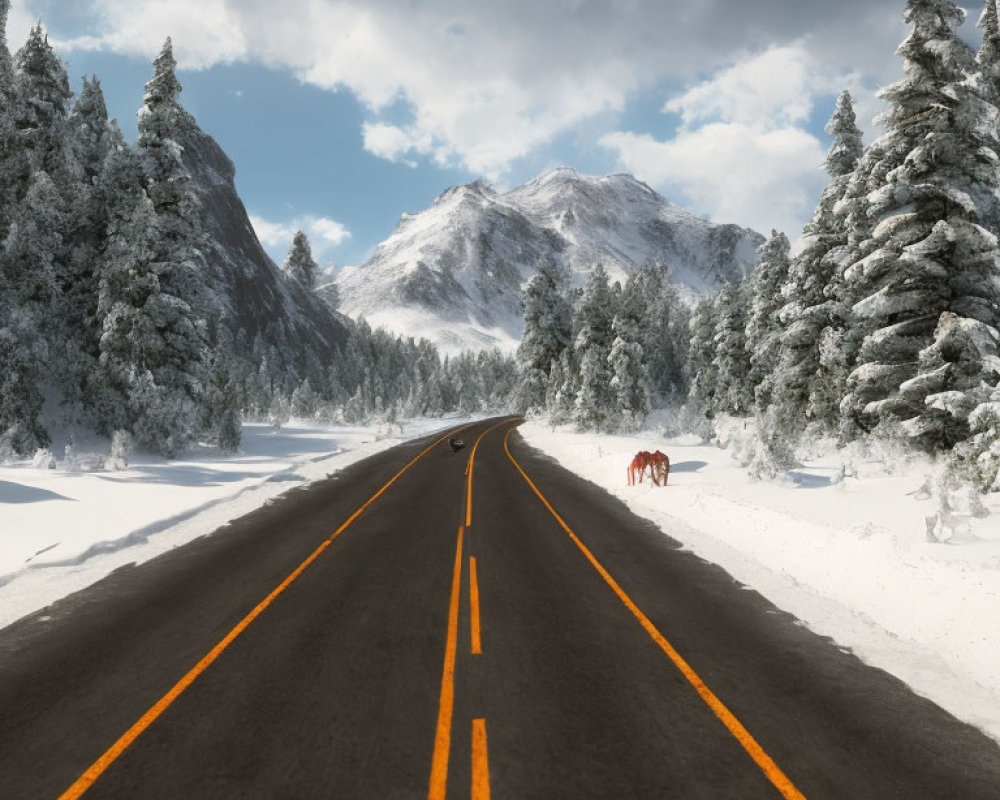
[337, 168, 763, 353]
[176, 122, 350, 360]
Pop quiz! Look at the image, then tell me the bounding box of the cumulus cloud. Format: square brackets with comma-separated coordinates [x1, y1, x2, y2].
[603, 125, 826, 240]
[7, 0, 40, 45]
[602, 43, 862, 238]
[250, 214, 351, 265]
[36, 0, 907, 180]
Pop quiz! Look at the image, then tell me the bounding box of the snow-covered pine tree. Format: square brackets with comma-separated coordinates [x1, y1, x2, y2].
[13, 25, 73, 188]
[572, 265, 617, 431]
[686, 298, 718, 414]
[842, 0, 1000, 449]
[284, 230, 318, 289]
[547, 346, 577, 424]
[746, 231, 798, 473]
[125, 38, 215, 455]
[290, 377, 319, 419]
[0, 0, 19, 235]
[608, 311, 650, 431]
[633, 266, 691, 405]
[0, 171, 63, 453]
[55, 77, 119, 418]
[711, 280, 752, 415]
[515, 261, 571, 413]
[746, 231, 791, 413]
[774, 92, 864, 436]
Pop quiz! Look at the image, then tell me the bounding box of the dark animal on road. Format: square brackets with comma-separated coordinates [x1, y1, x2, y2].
[449, 438, 466, 452]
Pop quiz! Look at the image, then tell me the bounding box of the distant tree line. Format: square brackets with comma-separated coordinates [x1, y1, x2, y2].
[513, 260, 690, 432]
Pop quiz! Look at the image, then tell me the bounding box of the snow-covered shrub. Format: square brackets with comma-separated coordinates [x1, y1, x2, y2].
[105, 430, 131, 471]
[32, 448, 56, 470]
[61, 437, 78, 471]
[269, 395, 290, 431]
[949, 398, 1000, 492]
[712, 414, 759, 467]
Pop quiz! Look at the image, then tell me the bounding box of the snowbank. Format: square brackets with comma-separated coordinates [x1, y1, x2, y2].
[0, 417, 477, 630]
[519, 420, 1000, 741]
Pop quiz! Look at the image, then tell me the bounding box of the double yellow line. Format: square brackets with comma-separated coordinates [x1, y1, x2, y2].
[57, 422, 475, 800]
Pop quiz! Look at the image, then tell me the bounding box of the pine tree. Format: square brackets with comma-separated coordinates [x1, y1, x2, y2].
[978, 0, 1000, 233]
[633, 266, 690, 405]
[842, 0, 1000, 449]
[121, 38, 214, 455]
[608, 312, 650, 430]
[14, 25, 73, 186]
[291, 377, 319, 419]
[775, 92, 864, 435]
[686, 298, 718, 414]
[55, 77, 117, 418]
[711, 280, 752, 415]
[746, 231, 791, 413]
[0, 0, 19, 235]
[572, 265, 616, 430]
[515, 261, 571, 412]
[0, 171, 63, 453]
[284, 230, 318, 289]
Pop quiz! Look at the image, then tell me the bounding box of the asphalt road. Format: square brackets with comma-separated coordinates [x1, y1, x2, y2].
[1, 416, 1000, 799]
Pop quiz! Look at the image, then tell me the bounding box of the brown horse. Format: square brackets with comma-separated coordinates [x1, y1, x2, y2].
[627, 450, 652, 485]
[628, 450, 670, 486]
[649, 450, 670, 486]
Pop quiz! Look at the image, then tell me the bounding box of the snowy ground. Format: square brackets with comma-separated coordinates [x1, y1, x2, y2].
[0, 417, 479, 630]
[520, 418, 1000, 742]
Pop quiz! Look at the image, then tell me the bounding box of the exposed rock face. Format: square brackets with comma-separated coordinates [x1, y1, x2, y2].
[176, 123, 349, 359]
[337, 168, 763, 353]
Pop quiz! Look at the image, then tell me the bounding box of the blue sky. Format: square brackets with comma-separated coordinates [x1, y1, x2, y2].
[8, 0, 968, 269]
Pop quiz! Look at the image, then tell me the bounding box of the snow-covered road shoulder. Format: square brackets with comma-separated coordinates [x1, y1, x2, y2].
[0, 418, 475, 630]
[519, 420, 1000, 742]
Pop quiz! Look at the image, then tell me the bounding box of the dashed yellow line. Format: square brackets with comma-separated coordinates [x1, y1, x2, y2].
[503, 425, 808, 800]
[469, 556, 482, 655]
[471, 718, 491, 800]
[56, 423, 473, 800]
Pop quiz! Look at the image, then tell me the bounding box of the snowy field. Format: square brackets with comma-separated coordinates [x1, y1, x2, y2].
[520, 419, 1000, 742]
[0, 417, 478, 630]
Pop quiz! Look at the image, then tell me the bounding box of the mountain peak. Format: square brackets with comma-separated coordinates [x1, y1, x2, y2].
[436, 177, 496, 204]
[338, 168, 764, 354]
[536, 165, 582, 182]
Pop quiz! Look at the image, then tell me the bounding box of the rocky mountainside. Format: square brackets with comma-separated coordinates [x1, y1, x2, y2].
[176, 123, 350, 360]
[336, 168, 763, 353]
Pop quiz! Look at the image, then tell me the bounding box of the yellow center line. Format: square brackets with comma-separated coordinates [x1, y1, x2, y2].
[427, 526, 465, 800]
[57, 422, 474, 800]
[469, 556, 482, 655]
[502, 425, 808, 800]
[471, 718, 491, 800]
[465, 420, 506, 528]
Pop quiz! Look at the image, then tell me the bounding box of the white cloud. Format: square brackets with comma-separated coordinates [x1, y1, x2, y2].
[38, 0, 906, 181]
[249, 214, 351, 265]
[361, 122, 422, 167]
[7, 1, 39, 45]
[664, 45, 833, 128]
[603, 125, 826, 240]
[602, 43, 855, 238]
